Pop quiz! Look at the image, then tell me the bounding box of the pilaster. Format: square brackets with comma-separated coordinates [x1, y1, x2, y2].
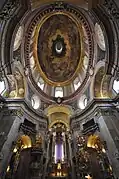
[96, 107, 119, 178]
[0, 108, 24, 178]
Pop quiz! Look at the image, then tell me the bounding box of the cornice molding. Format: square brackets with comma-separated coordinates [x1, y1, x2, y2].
[3, 99, 48, 125]
[71, 98, 119, 122]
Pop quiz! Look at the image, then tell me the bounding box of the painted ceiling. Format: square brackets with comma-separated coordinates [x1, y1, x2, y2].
[37, 14, 81, 83]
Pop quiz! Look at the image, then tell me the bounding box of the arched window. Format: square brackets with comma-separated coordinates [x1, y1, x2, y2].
[30, 56, 35, 68]
[113, 80, 119, 93]
[55, 87, 63, 98]
[78, 95, 88, 109]
[31, 95, 41, 109]
[83, 55, 88, 69]
[0, 80, 6, 96]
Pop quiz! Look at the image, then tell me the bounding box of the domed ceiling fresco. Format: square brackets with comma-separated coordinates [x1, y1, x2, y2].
[36, 14, 81, 84]
[1, 0, 116, 112]
[21, 2, 94, 102]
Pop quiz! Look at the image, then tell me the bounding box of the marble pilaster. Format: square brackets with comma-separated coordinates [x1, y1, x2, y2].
[97, 107, 119, 178]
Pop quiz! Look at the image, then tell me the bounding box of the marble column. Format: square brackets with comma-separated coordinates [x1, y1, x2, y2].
[52, 132, 56, 162]
[64, 133, 67, 161]
[97, 107, 119, 178]
[0, 109, 24, 179]
[43, 134, 50, 179]
[68, 133, 76, 179]
[72, 130, 77, 157]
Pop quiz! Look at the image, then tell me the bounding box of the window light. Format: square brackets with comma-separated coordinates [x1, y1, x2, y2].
[113, 80, 119, 93]
[0, 81, 6, 95]
[55, 87, 63, 97]
[31, 95, 41, 109]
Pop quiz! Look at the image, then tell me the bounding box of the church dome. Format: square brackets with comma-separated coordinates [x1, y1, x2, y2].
[24, 3, 94, 103]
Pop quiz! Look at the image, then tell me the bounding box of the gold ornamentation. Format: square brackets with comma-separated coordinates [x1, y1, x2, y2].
[45, 105, 72, 128]
[33, 11, 84, 86]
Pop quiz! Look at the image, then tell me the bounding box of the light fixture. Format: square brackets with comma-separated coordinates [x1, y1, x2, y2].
[85, 174, 92, 179]
[13, 148, 17, 153]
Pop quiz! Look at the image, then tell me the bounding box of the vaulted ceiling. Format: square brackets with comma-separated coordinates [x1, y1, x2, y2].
[0, 0, 119, 116]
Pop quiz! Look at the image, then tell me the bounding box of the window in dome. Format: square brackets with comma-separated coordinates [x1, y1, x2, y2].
[55, 87, 63, 98]
[113, 80, 119, 93]
[31, 95, 41, 109]
[83, 55, 88, 69]
[0, 80, 6, 96]
[37, 78, 44, 90]
[78, 95, 88, 109]
[30, 56, 35, 68]
[73, 78, 81, 91]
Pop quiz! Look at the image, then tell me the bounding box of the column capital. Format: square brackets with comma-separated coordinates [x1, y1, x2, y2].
[95, 107, 117, 118]
[3, 108, 24, 118]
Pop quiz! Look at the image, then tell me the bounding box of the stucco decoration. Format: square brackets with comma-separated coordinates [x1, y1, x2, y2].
[7, 65, 25, 98]
[13, 26, 24, 51]
[7, 75, 16, 97]
[95, 23, 106, 51]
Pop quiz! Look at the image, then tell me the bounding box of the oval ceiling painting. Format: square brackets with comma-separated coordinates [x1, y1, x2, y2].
[36, 14, 81, 85]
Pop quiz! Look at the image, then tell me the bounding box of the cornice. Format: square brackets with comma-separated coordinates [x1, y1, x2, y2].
[70, 98, 119, 130]
[4, 99, 48, 125]
[71, 98, 119, 122]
